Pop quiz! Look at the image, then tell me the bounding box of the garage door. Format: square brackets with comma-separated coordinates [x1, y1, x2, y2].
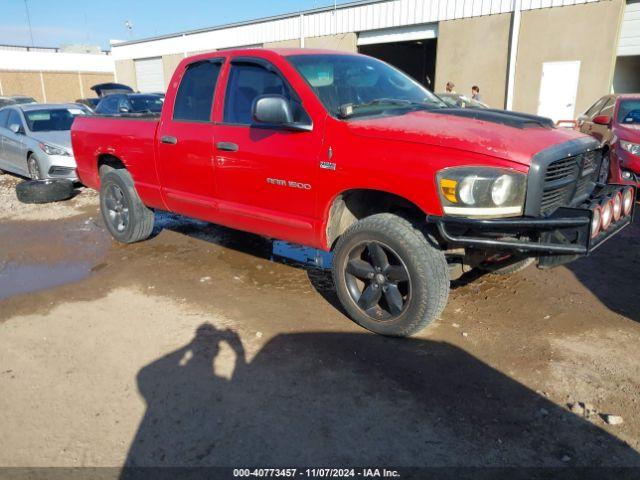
[357, 23, 438, 46]
[135, 57, 164, 92]
[618, 1, 640, 56]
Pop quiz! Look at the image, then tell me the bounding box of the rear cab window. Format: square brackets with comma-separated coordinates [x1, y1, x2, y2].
[173, 60, 222, 122]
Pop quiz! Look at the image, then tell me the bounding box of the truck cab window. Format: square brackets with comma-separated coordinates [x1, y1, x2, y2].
[223, 62, 308, 125]
[173, 61, 221, 122]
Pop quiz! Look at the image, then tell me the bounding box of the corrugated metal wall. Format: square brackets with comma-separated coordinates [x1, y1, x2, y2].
[618, 1, 640, 56]
[112, 0, 603, 60]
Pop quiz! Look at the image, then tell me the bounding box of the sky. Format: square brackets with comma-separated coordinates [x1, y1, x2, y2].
[1, 0, 354, 50]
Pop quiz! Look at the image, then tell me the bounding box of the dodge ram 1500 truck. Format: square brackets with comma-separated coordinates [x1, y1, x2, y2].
[71, 48, 635, 337]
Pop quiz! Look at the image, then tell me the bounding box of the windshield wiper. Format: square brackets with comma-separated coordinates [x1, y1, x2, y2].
[337, 98, 441, 118]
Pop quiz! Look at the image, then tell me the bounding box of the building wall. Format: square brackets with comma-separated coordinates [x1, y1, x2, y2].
[0, 70, 115, 102]
[304, 33, 357, 52]
[435, 13, 511, 108]
[0, 71, 45, 101]
[513, 0, 625, 116]
[115, 59, 137, 90]
[163, 54, 185, 87]
[264, 39, 301, 48]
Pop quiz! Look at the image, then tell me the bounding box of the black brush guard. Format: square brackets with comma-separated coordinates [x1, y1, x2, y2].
[428, 186, 634, 268]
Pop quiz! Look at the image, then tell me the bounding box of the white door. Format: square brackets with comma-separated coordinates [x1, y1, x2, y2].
[135, 57, 165, 93]
[537, 61, 581, 122]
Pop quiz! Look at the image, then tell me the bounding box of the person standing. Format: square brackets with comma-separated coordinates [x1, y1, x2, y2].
[445, 81, 456, 93]
[471, 85, 482, 102]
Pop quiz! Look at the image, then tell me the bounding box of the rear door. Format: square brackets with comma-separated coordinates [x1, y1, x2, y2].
[156, 58, 223, 218]
[213, 56, 321, 244]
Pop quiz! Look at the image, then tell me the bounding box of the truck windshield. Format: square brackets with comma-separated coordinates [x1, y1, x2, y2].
[287, 54, 445, 119]
[618, 100, 640, 124]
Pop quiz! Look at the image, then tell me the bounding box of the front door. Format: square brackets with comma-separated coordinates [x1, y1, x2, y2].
[538, 61, 581, 123]
[156, 59, 223, 219]
[3, 109, 27, 174]
[213, 58, 322, 245]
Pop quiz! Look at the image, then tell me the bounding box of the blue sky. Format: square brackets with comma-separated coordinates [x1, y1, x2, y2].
[1, 0, 353, 50]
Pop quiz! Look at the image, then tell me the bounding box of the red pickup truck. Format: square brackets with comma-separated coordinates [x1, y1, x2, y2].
[72, 48, 635, 337]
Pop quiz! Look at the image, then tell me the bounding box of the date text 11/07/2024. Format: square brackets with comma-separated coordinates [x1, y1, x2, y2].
[232, 468, 401, 478]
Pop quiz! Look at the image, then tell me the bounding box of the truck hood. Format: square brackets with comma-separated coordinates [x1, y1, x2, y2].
[30, 131, 72, 150]
[346, 110, 586, 166]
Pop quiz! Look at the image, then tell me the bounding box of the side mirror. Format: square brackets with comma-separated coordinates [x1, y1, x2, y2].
[252, 95, 294, 126]
[593, 115, 611, 126]
[9, 123, 22, 134]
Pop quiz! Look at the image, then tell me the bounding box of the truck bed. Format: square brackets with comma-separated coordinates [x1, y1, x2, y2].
[72, 115, 160, 195]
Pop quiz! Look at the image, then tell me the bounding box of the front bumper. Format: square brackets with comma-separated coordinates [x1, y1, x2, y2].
[428, 185, 634, 265]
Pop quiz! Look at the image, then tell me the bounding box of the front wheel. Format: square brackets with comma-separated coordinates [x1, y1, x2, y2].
[27, 154, 43, 180]
[100, 169, 154, 243]
[332, 213, 450, 337]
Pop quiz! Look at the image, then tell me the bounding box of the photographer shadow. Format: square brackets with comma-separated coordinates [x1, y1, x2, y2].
[122, 324, 640, 473]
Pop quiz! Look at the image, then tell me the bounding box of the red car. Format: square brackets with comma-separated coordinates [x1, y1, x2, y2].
[577, 93, 640, 187]
[71, 49, 634, 337]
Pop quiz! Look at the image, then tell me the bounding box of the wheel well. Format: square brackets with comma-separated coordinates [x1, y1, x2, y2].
[97, 154, 126, 175]
[326, 189, 425, 248]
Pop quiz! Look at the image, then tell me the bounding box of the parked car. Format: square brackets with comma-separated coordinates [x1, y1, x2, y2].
[0, 103, 91, 180]
[90, 82, 134, 97]
[94, 93, 164, 115]
[76, 83, 135, 112]
[71, 49, 634, 337]
[437, 93, 488, 109]
[0, 95, 37, 108]
[75, 98, 101, 111]
[577, 94, 640, 187]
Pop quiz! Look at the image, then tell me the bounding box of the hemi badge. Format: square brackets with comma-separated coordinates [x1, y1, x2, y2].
[320, 161, 336, 170]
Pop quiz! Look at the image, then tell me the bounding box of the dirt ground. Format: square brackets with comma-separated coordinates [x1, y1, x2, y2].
[1, 173, 640, 472]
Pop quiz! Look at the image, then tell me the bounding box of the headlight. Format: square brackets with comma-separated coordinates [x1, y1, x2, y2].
[39, 142, 70, 156]
[437, 167, 527, 217]
[620, 140, 640, 156]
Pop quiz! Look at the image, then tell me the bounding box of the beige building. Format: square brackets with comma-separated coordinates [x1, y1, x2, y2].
[107, 0, 637, 122]
[0, 45, 114, 103]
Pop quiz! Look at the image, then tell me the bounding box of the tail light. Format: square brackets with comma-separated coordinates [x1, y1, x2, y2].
[623, 187, 634, 217]
[591, 205, 602, 239]
[612, 191, 623, 222]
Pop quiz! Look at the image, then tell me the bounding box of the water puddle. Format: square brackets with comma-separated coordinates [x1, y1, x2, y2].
[0, 262, 92, 300]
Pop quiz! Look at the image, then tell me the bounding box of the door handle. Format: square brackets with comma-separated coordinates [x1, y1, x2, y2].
[161, 135, 178, 145]
[216, 142, 239, 152]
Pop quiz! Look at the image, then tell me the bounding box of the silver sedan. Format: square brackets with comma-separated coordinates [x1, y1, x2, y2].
[0, 103, 91, 181]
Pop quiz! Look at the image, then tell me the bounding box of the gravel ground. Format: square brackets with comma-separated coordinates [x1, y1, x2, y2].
[0, 173, 639, 474]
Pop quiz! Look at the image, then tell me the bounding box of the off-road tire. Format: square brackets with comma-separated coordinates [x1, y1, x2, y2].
[100, 169, 154, 243]
[15, 179, 74, 204]
[481, 257, 535, 276]
[332, 213, 450, 337]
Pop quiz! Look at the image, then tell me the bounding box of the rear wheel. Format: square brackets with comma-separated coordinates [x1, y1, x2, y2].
[332, 213, 449, 337]
[100, 169, 154, 243]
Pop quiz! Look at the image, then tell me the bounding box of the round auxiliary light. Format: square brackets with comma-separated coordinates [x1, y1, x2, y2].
[622, 187, 634, 217]
[612, 191, 623, 222]
[591, 205, 602, 239]
[601, 199, 614, 231]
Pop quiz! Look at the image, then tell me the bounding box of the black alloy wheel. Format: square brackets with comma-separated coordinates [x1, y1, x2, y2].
[344, 241, 412, 320]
